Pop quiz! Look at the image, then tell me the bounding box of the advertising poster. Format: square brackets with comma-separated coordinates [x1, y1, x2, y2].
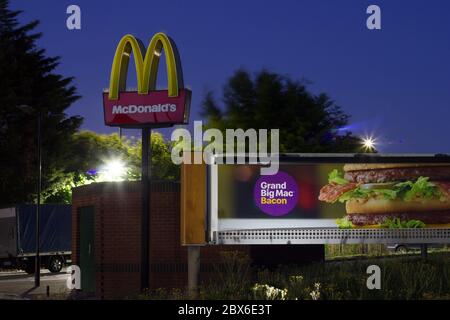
[217, 162, 450, 229]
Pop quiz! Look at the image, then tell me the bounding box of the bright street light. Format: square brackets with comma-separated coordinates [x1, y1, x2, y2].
[361, 136, 376, 151]
[101, 159, 127, 181]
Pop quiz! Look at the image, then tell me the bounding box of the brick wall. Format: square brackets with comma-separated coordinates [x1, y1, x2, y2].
[72, 181, 323, 299]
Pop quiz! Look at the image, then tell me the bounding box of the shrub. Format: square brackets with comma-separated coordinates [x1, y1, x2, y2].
[204, 252, 450, 300]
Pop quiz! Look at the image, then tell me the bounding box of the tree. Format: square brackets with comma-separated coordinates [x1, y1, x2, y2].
[45, 131, 179, 203]
[0, 0, 82, 206]
[201, 69, 362, 153]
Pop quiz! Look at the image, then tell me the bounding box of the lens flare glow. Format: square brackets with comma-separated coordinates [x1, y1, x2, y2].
[101, 159, 127, 181]
[361, 136, 376, 151]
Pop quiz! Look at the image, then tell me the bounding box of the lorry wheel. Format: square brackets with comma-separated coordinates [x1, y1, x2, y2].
[395, 245, 408, 254]
[48, 256, 64, 273]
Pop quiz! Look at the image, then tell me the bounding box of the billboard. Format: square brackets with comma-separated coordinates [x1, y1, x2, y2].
[204, 154, 450, 245]
[103, 33, 191, 127]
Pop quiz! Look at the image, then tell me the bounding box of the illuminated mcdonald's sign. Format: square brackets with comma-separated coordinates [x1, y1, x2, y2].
[103, 33, 191, 127]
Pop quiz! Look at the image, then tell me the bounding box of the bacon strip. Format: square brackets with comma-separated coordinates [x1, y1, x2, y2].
[318, 182, 358, 203]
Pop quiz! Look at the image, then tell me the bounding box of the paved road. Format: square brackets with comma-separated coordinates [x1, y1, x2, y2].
[0, 269, 70, 299]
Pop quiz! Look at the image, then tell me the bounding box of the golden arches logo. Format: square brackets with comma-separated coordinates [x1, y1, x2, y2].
[108, 32, 183, 100]
[103, 32, 190, 127]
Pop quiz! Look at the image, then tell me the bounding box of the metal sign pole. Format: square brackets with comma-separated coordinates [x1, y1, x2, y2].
[140, 127, 151, 291]
[35, 112, 41, 287]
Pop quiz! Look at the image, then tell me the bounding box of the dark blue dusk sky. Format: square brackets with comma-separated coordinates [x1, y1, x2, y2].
[12, 0, 450, 153]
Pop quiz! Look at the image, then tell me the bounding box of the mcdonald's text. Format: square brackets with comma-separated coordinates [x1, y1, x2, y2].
[112, 104, 176, 115]
[103, 89, 191, 126]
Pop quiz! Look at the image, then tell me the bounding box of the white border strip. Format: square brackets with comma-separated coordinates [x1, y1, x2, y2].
[219, 219, 337, 230]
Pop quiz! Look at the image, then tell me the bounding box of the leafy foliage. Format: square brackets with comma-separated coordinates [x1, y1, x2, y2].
[334, 174, 443, 204]
[0, 0, 82, 206]
[139, 251, 450, 300]
[201, 69, 362, 152]
[335, 217, 355, 229]
[395, 176, 442, 201]
[328, 169, 348, 185]
[45, 131, 179, 203]
[380, 218, 426, 229]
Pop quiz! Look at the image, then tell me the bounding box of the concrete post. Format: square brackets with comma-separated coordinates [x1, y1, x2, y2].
[188, 246, 201, 298]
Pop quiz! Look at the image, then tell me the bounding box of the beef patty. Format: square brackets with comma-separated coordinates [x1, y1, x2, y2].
[347, 210, 450, 226]
[344, 166, 450, 184]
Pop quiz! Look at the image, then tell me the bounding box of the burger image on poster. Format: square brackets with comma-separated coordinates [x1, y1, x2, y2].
[318, 163, 450, 228]
[254, 171, 299, 216]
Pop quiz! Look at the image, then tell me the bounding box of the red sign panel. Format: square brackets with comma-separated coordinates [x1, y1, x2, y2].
[103, 89, 191, 127]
